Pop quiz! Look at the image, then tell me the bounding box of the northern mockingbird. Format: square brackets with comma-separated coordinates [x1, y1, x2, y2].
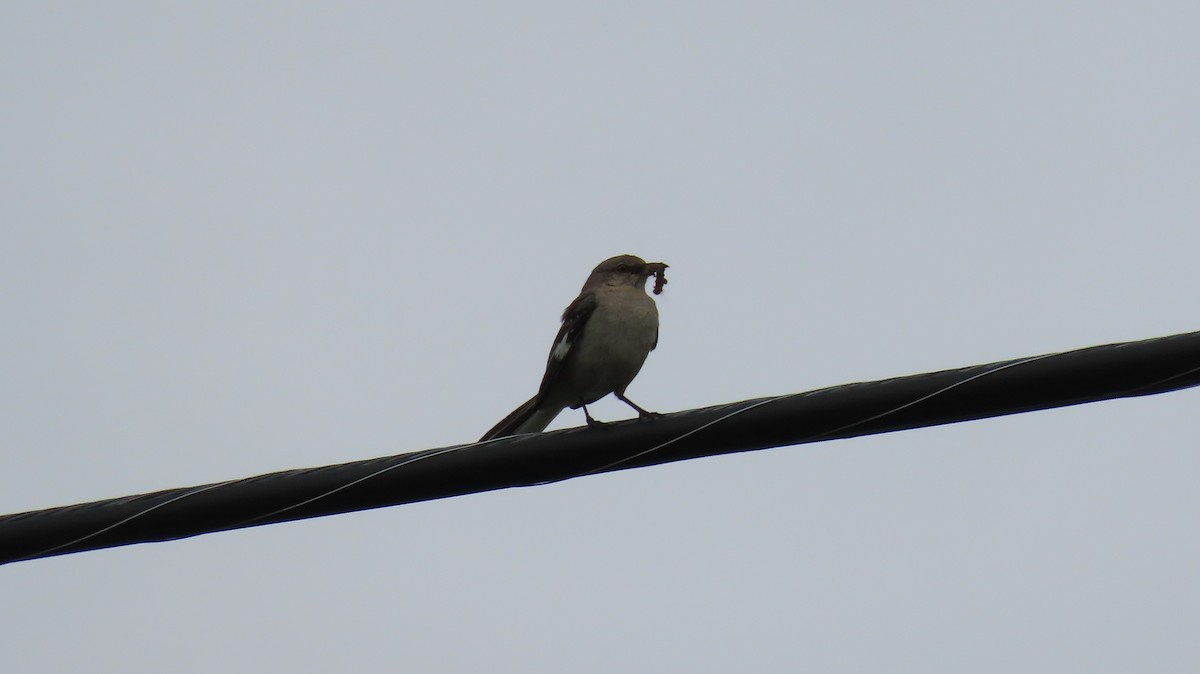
[481, 254, 668, 441]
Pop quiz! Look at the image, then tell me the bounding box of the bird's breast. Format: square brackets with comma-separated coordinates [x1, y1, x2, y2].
[562, 289, 659, 404]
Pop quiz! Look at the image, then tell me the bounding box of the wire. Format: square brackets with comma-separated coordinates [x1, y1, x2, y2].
[2, 329, 1198, 565]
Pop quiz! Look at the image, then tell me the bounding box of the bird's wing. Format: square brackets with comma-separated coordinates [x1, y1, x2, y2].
[534, 290, 597, 403]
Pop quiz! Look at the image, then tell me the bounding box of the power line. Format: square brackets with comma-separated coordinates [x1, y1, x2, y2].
[2, 329, 1198, 565]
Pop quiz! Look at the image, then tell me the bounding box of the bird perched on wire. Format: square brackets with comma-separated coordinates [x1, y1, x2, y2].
[480, 254, 669, 441]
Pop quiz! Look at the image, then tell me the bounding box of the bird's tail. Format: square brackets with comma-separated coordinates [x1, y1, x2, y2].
[480, 396, 564, 441]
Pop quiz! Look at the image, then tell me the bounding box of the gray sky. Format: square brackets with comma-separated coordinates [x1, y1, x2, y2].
[3, 3, 1199, 672]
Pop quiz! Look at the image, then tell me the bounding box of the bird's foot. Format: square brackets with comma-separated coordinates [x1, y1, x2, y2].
[581, 403, 606, 428]
[617, 393, 658, 419]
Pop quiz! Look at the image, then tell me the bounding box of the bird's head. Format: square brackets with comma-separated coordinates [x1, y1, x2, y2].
[590, 255, 669, 294]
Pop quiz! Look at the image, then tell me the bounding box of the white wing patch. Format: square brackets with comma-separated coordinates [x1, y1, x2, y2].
[552, 333, 572, 360]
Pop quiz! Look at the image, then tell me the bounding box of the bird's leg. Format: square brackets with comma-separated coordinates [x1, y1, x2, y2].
[581, 402, 605, 427]
[616, 393, 660, 419]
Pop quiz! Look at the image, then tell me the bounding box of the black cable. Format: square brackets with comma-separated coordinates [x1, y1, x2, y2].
[3, 329, 1198, 565]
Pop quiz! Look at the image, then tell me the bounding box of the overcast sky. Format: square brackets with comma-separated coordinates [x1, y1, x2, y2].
[3, 3, 1199, 672]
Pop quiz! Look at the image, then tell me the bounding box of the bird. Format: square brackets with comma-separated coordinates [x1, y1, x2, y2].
[480, 254, 668, 441]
